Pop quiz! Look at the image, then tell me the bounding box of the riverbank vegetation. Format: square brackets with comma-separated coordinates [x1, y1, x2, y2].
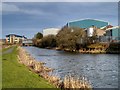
[33, 26, 120, 54]
[106, 42, 120, 54]
[32, 32, 43, 46]
[33, 26, 88, 50]
[32, 26, 99, 51]
[56, 26, 88, 51]
[18, 46, 92, 89]
[2, 46, 92, 89]
[39, 35, 56, 48]
[2, 46, 55, 88]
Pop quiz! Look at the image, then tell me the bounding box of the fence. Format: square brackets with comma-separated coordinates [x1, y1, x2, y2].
[98, 36, 120, 43]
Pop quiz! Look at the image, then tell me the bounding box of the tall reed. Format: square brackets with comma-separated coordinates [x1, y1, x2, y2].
[17, 46, 92, 90]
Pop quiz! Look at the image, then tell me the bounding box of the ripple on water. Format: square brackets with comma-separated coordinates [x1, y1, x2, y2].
[23, 46, 118, 88]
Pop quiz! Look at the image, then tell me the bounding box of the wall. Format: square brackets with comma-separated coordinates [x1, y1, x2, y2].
[43, 28, 60, 36]
[106, 30, 112, 36]
[112, 28, 120, 40]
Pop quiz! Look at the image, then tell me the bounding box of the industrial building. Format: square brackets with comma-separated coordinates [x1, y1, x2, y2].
[43, 28, 60, 36]
[42, 19, 119, 43]
[67, 19, 109, 29]
[105, 26, 120, 41]
[6, 34, 27, 44]
[85, 25, 106, 37]
[66, 19, 119, 42]
[66, 19, 108, 37]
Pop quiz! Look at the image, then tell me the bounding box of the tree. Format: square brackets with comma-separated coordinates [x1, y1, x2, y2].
[56, 26, 87, 51]
[40, 35, 56, 48]
[33, 32, 43, 46]
[34, 32, 43, 39]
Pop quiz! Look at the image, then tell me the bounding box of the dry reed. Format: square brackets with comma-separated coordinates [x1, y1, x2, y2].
[17, 46, 92, 90]
[63, 75, 92, 90]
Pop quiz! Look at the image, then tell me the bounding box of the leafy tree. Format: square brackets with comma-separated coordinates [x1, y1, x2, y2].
[40, 35, 56, 48]
[33, 32, 43, 46]
[35, 32, 43, 39]
[56, 26, 87, 51]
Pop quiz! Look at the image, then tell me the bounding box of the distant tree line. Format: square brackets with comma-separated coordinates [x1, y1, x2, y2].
[33, 32, 56, 48]
[32, 26, 98, 51]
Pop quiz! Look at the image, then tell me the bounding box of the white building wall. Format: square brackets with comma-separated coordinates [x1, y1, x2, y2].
[87, 27, 94, 37]
[43, 28, 60, 36]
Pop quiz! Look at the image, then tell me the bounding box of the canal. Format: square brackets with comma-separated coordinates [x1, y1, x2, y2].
[23, 46, 119, 88]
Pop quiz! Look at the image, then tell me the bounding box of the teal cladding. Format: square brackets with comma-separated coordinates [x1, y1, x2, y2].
[68, 19, 109, 28]
[112, 28, 120, 40]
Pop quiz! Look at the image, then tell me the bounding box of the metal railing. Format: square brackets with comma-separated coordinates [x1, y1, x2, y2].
[98, 36, 120, 43]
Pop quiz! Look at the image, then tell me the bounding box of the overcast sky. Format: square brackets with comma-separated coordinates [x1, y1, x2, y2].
[2, 2, 118, 39]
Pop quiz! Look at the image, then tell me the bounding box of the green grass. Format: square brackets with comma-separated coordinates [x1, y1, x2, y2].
[2, 46, 55, 88]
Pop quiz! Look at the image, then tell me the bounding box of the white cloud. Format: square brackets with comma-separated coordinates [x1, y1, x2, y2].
[2, 3, 50, 15]
[21, 9, 51, 15]
[2, 3, 20, 12]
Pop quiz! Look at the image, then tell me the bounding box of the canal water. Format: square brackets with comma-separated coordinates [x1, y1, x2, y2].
[23, 46, 119, 88]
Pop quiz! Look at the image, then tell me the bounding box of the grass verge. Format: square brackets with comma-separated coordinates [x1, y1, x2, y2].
[2, 46, 55, 88]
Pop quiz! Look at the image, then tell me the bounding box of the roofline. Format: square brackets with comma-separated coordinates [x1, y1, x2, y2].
[6, 34, 22, 36]
[100, 26, 107, 29]
[105, 26, 120, 31]
[43, 27, 61, 30]
[6, 34, 27, 38]
[43, 28, 61, 31]
[67, 18, 110, 25]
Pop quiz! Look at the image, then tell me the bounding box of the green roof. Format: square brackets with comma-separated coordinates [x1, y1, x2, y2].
[67, 19, 109, 29]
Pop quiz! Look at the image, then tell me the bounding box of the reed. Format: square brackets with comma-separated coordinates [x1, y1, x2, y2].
[63, 75, 92, 90]
[17, 46, 92, 90]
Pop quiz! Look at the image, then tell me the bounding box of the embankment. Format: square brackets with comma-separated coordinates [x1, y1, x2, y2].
[2, 46, 54, 88]
[18, 46, 92, 89]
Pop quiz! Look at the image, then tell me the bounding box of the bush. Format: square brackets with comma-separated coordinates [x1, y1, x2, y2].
[39, 35, 56, 48]
[32, 32, 43, 46]
[56, 26, 87, 51]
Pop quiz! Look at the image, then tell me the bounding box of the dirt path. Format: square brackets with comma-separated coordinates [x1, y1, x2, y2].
[2, 47, 14, 55]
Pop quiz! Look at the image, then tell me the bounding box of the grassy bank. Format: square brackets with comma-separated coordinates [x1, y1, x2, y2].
[18, 47, 92, 89]
[2, 46, 55, 88]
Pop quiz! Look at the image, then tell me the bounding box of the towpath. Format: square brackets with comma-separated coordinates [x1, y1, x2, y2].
[2, 47, 14, 55]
